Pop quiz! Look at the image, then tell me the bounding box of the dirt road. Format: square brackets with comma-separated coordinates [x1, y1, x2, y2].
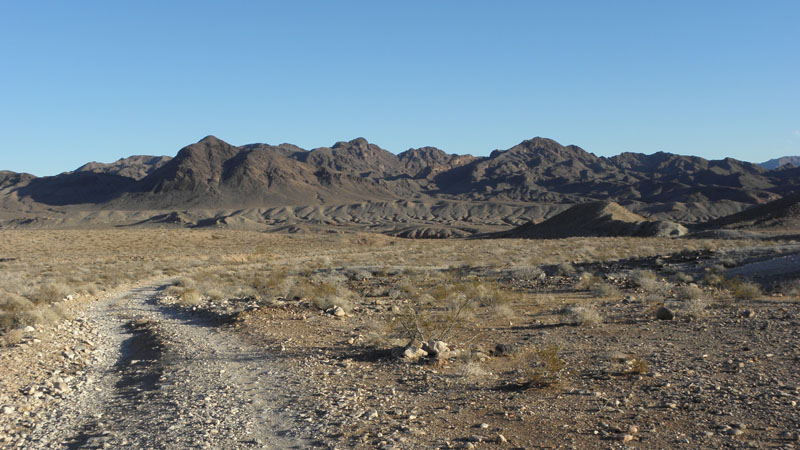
[26, 283, 307, 449]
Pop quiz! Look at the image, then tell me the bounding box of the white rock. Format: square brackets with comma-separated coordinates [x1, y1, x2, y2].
[401, 345, 428, 362]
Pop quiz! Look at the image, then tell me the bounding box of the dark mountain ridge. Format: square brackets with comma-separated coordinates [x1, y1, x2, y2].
[1, 135, 797, 229]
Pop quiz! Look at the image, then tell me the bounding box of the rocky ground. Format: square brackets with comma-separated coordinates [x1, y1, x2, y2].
[0, 283, 307, 449]
[1, 238, 799, 449]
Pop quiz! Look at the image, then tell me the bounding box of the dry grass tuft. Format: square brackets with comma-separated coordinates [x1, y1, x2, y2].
[561, 304, 603, 326]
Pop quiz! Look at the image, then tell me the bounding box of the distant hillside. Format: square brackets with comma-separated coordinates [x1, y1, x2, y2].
[2, 135, 799, 231]
[760, 156, 800, 170]
[494, 201, 687, 238]
[702, 193, 800, 230]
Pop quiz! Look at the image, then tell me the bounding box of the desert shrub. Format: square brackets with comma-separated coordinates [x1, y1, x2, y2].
[311, 270, 348, 286]
[82, 283, 100, 296]
[592, 283, 619, 298]
[525, 345, 567, 387]
[707, 263, 727, 275]
[50, 302, 74, 320]
[676, 284, 704, 301]
[347, 269, 373, 281]
[704, 273, 725, 287]
[173, 277, 195, 288]
[490, 302, 517, 320]
[392, 284, 477, 344]
[508, 266, 545, 281]
[675, 272, 694, 283]
[684, 297, 709, 319]
[289, 279, 356, 312]
[777, 279, 800, 298]
[554, 262, 575, 277]
[459, 360, 490, 382]
[561, 304, 602, 326]
[469, 281, 518, 309]
[204, 288, 226, 302]
[253, 268, 293, 299]
[627, 357, 648, 375]
[719, 258, 737, 268]
[1, 329, 24, 347]
[643, 294, 666, 316]
[574, 272, 598, 291]
[177, 288, 203, 306]
[34, 282, 70, 304]
[162, 284, 184, 298]
[0, 292, 37, 330]
[629, 270, 660, 292]
[726, 278, 762, 301]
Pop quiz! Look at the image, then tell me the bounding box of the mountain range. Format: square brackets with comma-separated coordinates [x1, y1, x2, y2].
[760, 156, 800, 170]
[1, 136, 799, 233]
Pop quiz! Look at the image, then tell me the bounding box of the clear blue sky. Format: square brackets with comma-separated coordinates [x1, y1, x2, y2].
[1, 1, 798, 176]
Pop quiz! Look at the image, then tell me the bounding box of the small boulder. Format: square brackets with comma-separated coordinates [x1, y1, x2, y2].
[422, 340, 450, 357]
[398, 345, 428, 362]
[327, 306, 346, 317]
[494, 343, 518, 357]
[655, 306, 674, 320]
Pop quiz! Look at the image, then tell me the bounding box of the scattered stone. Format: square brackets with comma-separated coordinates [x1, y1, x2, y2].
[778, 431, 796, 440]
[422, 340, 450, 358]
[1, 406, 14, 415]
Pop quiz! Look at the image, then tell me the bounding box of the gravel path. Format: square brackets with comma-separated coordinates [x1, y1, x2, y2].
[29, 283, 307, 449]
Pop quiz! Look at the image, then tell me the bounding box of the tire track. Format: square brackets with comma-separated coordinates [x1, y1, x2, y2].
[46, 283, 306, 449]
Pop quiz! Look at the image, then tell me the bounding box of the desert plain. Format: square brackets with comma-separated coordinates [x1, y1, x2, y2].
[1, 227, 799, 449]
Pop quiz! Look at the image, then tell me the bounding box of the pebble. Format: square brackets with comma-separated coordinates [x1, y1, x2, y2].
[612, 433, 634, 442]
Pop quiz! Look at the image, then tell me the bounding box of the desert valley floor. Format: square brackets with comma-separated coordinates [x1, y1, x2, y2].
[1, 228, 799, 449]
